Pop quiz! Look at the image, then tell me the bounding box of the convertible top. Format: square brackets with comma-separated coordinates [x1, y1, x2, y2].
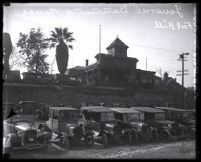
[131, 107, 164, 113]
[81, 106, 113, 112]
[155, 107, 196, 112]
[110, 108, 140, 114]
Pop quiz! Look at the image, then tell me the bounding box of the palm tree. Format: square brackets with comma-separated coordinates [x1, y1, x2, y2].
[48, 27, 75, 75]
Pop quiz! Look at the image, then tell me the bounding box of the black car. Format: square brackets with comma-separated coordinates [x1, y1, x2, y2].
[131, 107, 186, 142]
[45, 107, 94, 152]
[81, 106, 135, 147]
[155, 107, 195, 139]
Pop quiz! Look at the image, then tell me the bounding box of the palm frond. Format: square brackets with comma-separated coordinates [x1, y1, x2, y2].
[55, 27, 63, 38]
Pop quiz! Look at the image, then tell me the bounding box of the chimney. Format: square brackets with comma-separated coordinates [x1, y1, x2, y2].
[163, 72, 168, 80]
[86, 59, 89, 66]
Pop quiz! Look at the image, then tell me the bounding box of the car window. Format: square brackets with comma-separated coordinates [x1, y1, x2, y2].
[53, 110, 59, 119]
[101, 112, 115, 121]
[127, 113, 140, 121]
[154, 113, 166, 120]
[60, 110, 78, 123]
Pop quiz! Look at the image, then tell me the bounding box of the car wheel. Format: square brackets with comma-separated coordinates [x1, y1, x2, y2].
[159, 129, 171, 142]
[85, 134, 94, 147]
[101, 133, 108, 148]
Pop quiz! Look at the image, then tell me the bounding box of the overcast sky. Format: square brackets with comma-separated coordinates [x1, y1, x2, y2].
[3, 3, 196, 87]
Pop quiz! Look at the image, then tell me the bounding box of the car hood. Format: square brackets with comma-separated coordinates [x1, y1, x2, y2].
[15, 123, 33, 131]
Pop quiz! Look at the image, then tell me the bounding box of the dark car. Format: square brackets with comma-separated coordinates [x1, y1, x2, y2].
[110, 107, 157, 143]
[81, 106, 135, 147]
[155, 107, 195, 139]
[131, 107, 186, 142]
[45, 107, 94, 152]
[3, 116, 50, 154]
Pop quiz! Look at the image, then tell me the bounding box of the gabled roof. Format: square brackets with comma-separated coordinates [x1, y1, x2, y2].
[155, 107, 195, 112]
[110, 108, 140, 114]
[106, 37, 129, 50]
[131, 107, 164, 113]
[49, 107, 78, 111]
[81, 106, 113, 112]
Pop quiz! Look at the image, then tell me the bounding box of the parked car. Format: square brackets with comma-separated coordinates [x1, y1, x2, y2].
[45, 107, 95, 152]
[131, 107, 186, 142]
[81, 106, 135, 147]
[3, 116, 50, 154]
[110, 107, 157, 143]
[155, 107, 195, 139]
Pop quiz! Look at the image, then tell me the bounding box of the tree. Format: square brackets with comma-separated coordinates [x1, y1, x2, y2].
[9, 46, 26, 70]
[48, 27, 75, 75]
[16, 28, 50, 74]
[3, 32, 13, 78]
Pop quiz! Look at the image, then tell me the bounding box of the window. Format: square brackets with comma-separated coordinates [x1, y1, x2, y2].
[127, 113, 140, 121]
[154, 113, 166, 120]
[60, 111, 78, 123]
[101, 112, 115, 121]
[53, 110, 59, 119]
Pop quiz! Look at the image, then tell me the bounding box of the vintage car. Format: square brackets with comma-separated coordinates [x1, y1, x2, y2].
[155, 107, 195, 139]
[3, 116, 50, 154]
[131, 107, 186, 142]
[45, 107, 95, 151]
[81, 106, 135, 147]
[110, 107, 157, 143]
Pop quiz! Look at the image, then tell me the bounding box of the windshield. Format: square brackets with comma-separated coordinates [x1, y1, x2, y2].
[126, 113, 140, 121]
[154, 113, 166, 120]
[101, 112, 115, 121]
[60, 110, 78, 123]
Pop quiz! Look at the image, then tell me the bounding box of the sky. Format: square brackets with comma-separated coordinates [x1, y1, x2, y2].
[3, 3, 196, 87]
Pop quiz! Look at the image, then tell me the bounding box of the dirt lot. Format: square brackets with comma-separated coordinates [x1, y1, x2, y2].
[8, 140, 195, 159]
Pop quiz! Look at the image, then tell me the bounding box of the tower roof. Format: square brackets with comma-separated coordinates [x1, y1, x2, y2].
[106, 37, 129, 50]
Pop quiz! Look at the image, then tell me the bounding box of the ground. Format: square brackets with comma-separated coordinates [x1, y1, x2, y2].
[7, 140, 195, 159]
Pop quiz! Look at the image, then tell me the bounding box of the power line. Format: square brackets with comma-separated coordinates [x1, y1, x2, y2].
[133, 43, 183, 53]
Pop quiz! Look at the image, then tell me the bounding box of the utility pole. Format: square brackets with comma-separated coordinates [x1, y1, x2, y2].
[176, 53, 189, 109]
[146, 57, 147, 71]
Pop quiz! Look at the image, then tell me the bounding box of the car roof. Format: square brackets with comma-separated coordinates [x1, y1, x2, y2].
[49, 107, 78, 111]
[81, 106, 113, 112]
[110, 108, 140, 114]
[155, 107, 196, 112]
[130, 107, 164, 113]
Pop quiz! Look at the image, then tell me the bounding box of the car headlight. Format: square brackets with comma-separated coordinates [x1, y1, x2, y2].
[121, 130, 125, 134]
